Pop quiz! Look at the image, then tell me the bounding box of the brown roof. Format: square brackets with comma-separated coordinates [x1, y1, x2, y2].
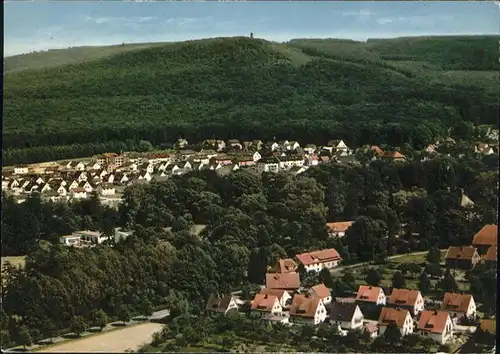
[71, 187, 86, 193]
[378, 307, 410, 328]
[251, 294, 279, 312]
[441, 293, 473, 313]
[384, 151, 405, 159]
[327, 221, 354, 233]
[259, 288, 289, 299]
[479, 319, 496, 334]
[417, 311, 450, 334]
[205, 294, 234, 313]
[472, 224, 498, 246]
[483, 246, 497, 262]
[356, 285, 383, 303]
[388, 289, 422, 307]
[445, 246, 478, 261]
[295, 248, 341, 266]
[330, 302, 360, 322]
[310, 284, 331, 299]
[269, 258, 298, 273]
[364, 322, 378, 333]
[369, 146, 384, 156]
[289, 294, 322, 318]
[265, 272, 301, 290]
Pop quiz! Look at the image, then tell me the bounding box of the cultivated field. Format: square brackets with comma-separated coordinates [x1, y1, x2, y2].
[37, 323, 164, 353]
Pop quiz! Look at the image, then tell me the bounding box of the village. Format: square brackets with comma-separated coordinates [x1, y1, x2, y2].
[203, 224, 497, 349]
[2, 137, 497, 206]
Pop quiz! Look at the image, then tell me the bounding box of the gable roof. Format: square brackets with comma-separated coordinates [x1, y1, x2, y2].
[327, 221, 354, 233]
[270, 258, 298, 273]
[479, 319, 496, 334]
[259, 288, 290, 299]
[329, 302, 360, 322]
[384, 151, 405, 159]
[356, 285, 383, 303]
[441, 293, 473, 313]
[310, 284, 331, 299]
[483, 246, 497, 262]
[251, 294, 279, 312]
[369, 146, 384, 156]
[445, 246, 478, 261]
[289, 294, 322, 318]
[417, 311, 450, 334]
[388, 289, 422, 307]
[472, 224, 498, 246]
[265, 272, 301, 290]
[205, 294, 235, 313]
[295, 248, 341, 266]
[378, 307, 410, 328]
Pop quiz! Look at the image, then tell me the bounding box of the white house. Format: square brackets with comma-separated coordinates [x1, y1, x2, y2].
[289, 294, 328, 326]
[257, 157, 281, 173]
[279, 156, 305, 169]
[98, 183, 115, 196]
[330, 302, 364, 330]
[326, 221, 354, 238]
[387, 289, 425, 316]
[309, 284, 332, 305]
[259, 288, 293, 308]
[60, 235, 82, 246]
[68, 180, 79, 190]
[70, 188, 87, 199]
[90, 162, 101, 170]
[74, 230, 109, 244]
[13, 165, 29, 175]
[76, 171, 87, 182]
[305, 154, 319, 166]
[285, 141, 301, 151]
[75, 161, 86, 171]
[250, 294, 283, 318]
[40, 183, 52, 193]
[378, 307, 414, 336]
[304, 144, 317, 154]
[35, 177, 45, 185]
[356, 285, 387, 306]
[80, 181, 93, 193]
[417, 310, 454, 344]
[205, 294, 240, 315]
[295, 248, 342, 273]
[441, 293, 476, 322]
[57, 185, 67, 196]
[475, 143, 494, 155]
[327, 140, 350, 155]
[252, 151, 262, 162]
[138, 171, 152, 182]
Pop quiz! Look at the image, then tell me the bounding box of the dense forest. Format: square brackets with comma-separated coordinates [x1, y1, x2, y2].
[3, 36, 499, 164]
[1, 153, 497, 347]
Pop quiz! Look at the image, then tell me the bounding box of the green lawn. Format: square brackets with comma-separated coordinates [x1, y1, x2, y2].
[390, 250, 447, 264]
[1, 255, 27, 269]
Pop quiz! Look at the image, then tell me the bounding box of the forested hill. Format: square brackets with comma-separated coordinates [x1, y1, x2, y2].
[3, 36, 499, 162]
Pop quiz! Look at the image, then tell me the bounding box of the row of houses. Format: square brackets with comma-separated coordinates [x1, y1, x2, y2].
[444, 224, 497, 269]
[59, 228, 133, 247]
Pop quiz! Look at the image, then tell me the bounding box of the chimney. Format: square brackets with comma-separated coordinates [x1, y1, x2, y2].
[264, 294, 268, 299]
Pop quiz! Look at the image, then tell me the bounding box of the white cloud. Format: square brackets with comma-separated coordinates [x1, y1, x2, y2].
[84, 15, 157, 25]
[376, 15, 454, 27]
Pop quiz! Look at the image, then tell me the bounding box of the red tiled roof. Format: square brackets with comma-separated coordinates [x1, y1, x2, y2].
[388, 289, 422, 307]
[483, 246, 497, 262]
[445, 246, 478, 260]
[71, 187, 86, 193]
[295, 248, 341, 266]
[310, 284, 331, 299]
[289, 294, 322, 318]
[356, 285, 383, 303]
[378, 307, 410, 328]
[265, 272, 301, 290]
[327, 221, 354, 233]
[441, 293, 473, 313]
[417, 311, 450, 334]
[251, 294, 279, 312]
[270, 258, 298, 273]
[472, 224, 498, 246]
[369, 146, 384, 156]
[259, 288, 289, 299]
[384, 151, 405, 159]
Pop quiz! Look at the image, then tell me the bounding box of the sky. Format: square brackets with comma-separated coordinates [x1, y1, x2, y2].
[4, 1, 500, 57]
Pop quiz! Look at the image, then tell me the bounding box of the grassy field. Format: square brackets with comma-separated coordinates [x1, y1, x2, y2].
[390, 250, 448, 264]
[36, 322, 164, 353]
[1, 255, 27, 269]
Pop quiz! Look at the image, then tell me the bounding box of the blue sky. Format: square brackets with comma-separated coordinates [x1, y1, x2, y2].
[4, 1, 500, 57]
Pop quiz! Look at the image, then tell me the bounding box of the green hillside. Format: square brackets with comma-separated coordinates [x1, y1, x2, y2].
[3, 35, 499, 165]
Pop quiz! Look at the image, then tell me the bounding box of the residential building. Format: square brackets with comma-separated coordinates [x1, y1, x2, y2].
[326, 221, 354, 238]
[472, 224, 498, 254]
[73, 230, 109, 244]
[268, 258, 298, 274]
[475, 143, 494, 155]
[60, 235, 82, 246]
[309, 284, 332, 305]
[383, 151, 406, 162]
[70, 187, 87, 199]
[378, 307, 414, 336]
[289, 294, 328, 326]
[205, 294, 239, 315]
[250, 294, 283, 318]
[295, 248, 342, 273]
[304, 144, 317, 154]
[13, 165, 29, 175]
[363, 323, 378, 338]
[483, 246, 497, 264]
[265, 272, 301, 291]
[417, 310, 454, 344]
[441, 293, 476, 321]
[257, 157, 280, 173]
[259, 288, 292, 308]
[279, 155, 305, 169]
[444, 246, 481, 269]
[329, 302, 364, 330]
[97, 183, 115, 196]
[356, 285, 387, 306]
[387, 289, 425, 316]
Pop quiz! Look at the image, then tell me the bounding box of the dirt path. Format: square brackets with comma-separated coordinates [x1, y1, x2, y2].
[37, 323, 163, 352]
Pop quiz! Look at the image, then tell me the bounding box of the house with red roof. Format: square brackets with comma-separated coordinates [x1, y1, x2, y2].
[472, 224, 498, 254]
[268, 258, 298, 274]
[295, 248, 342, 273]
[309, 284, 332, 305]
[289, 294, 328, 326]
[387, 289, 425, 316]
[383, 151, 406, 162]
[445, 246, 481, 269]
[355, 285, 387, 306]
[378, 307, 414, 336]
[417, 310, 454, 344]
[483, 246, 497, 264]
[326, 221, 354, 238]
[265, 272, 301, 291]
[441, 293, 476, 321]
[259, 288, 292, 308]
[250, 294, 283, 318]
